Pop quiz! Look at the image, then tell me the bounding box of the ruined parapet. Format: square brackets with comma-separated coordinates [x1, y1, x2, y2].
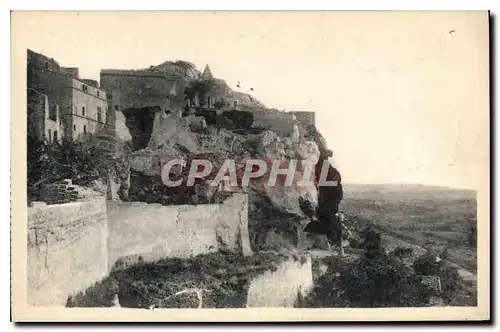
[106, 163, 130, 202]
[245, 253, 313, 307]
[27, 193, 108, 306]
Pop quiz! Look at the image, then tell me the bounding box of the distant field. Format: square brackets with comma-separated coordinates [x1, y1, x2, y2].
[340, 184, 477, 272]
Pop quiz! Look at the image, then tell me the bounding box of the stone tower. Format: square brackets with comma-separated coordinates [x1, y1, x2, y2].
[201, 64, 214, 81]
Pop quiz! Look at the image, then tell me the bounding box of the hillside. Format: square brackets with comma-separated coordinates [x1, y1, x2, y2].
[341, 183, 477, 272]
[343, 183, 476, 201]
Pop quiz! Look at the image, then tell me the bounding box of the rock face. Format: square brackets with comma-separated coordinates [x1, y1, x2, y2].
[254, 130, 320, 217]
[147, 109, 201, 153]
[124, 117, 323, 250]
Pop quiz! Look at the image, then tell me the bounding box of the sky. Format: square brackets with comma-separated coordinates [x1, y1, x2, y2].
[14, 11, 489, 189]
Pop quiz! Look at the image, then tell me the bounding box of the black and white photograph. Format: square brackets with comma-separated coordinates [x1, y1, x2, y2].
[11, 10, 490, 322]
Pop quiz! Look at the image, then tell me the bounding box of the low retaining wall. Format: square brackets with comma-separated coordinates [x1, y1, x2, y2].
[246, 254, 313, 307]
[27, 196, 108, 306]
[107, 193, 252, 269]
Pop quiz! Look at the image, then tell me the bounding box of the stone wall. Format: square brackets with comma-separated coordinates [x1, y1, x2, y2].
[107, 193, 252, 269]
[100, 70, 187, 113]
[252, 110, 295, 135]
[27, 88, 65, 144]
[290, 111, 315, 127]
[246, 254, 313, 307]
[26, 190, 317, 308]
[27, 196, 108, 306]
[105, 89, 133, 141]
[27, 88, 48, 141]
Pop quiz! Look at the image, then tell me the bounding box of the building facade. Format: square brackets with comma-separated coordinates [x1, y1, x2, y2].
[69, 78, 108, 141]
[27, 49, 108, 143]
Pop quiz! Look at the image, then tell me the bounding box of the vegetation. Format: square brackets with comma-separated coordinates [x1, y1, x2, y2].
[173, 60, 197, 73]
[66, 251, 291, 308]
[213, 98, 226, 110]
[27, 134, 131, 201]
[302, 244, 473, 308]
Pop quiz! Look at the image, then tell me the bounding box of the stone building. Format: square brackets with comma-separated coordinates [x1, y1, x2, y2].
[99, 63, 194, 150]
[27, 49, 108, 143]
[27, 87, 64, 144]
[100, 62, 192, 115]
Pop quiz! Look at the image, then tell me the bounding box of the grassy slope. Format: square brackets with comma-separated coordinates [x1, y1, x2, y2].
[340, 184, 477, 272]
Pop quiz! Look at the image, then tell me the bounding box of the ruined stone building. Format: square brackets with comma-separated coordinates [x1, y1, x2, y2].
[27, 49, 108, 143]
[186, 65, 261, 112]
[100, 62, 195, 150]
[186, 64, 219, 109]
[27, 87, 63, 144]
[290, 112, 316, 128]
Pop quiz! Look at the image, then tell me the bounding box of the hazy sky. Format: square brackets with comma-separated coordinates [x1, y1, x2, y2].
[15, 11, 489, 189]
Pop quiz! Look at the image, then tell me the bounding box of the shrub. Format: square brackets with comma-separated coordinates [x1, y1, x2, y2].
[343, 255, 423, 307]
[392, 247, 414, 259]
[413, 253, 444, 276]
[27, 137, 120, 199]
[213, 98, 226, 110]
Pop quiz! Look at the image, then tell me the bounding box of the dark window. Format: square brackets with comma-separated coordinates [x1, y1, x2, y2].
[48, 104, 57, 121]
[54, 130, 58, 142]
[82, 84, 88, 92]
[48, 129, 52, 144]
[234, 100, 238, 107]
[115, 105, 119, 111]
[97, 91, 100, 97]
[82, 106, 85, 116]
[73, 124, 76, 130]
[83, 125, 87, 134]
[97, 106, 102, 123]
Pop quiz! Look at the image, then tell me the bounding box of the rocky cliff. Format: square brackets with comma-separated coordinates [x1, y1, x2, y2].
[106, 60, 333, 250]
